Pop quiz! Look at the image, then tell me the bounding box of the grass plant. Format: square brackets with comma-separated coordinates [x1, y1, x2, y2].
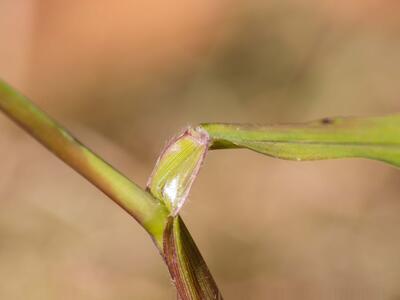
[0, 79, 399, 299]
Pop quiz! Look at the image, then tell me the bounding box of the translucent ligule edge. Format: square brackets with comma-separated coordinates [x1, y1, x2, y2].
[147, 127, 210, 216]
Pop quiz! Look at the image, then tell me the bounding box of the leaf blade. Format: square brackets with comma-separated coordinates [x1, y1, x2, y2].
[201, 115, 400, 167]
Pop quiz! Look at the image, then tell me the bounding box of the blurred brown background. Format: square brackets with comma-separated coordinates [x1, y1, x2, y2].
[1, 1, 400, 299]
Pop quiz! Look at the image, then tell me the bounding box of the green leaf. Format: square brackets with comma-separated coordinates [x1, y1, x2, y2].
[147, 127, 210, 216]
[200, 115, 400, 167]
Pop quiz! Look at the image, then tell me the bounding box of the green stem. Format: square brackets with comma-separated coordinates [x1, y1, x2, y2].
[0, 79, 169, 247]
[0, 79, 224, 299]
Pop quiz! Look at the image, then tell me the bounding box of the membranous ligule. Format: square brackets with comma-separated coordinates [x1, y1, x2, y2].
[147, 127, 210, 216]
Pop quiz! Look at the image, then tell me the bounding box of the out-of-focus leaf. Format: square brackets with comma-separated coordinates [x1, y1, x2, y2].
[164, 216, 223, 300]
[147, 127, 210, 216]
[200, 114, 400, 167]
